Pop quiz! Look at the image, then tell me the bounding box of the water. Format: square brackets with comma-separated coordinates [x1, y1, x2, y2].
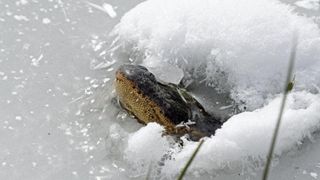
[1, 0, 320, 179]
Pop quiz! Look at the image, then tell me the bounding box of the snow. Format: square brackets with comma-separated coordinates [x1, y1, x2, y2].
[162, 92, 320, 175]
[107, 0, 320, 178]
[310, 172, 318, 179]
[1, 0, 320, 179]
[111, 92, 320, 177]
[295, 0, 320, 10]
[112, 0, 320, 109]
[125, 123, 171, 170]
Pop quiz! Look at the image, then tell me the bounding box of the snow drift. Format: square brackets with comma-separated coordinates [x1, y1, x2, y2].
[105, 0, 320, 178]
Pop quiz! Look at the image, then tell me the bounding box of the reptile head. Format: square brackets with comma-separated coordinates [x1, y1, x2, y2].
[115, 64, 222, 141]
[115, 64, 159, 112]
[115, 64, 190, 127]
[116, 64, 157, 86]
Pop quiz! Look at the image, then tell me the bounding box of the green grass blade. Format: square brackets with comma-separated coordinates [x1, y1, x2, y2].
[262, 33, 298, 180]
[177, 139, 205, 180]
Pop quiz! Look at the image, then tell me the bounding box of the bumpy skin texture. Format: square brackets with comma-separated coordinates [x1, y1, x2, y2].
[115, 64, 222, 140]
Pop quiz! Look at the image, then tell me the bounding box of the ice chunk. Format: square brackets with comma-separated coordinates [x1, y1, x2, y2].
[142, 56, 184, 84]
[102, 3, 117, 18]
[310, 172, 318, 179]
[86, 2, 117, 18]
[42, 18, 51, 24]
[105, 124, 129, 158]
[14, 15, 29, 21]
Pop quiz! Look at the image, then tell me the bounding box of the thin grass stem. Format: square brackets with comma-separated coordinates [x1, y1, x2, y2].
[177, 139, 205, 180]
[145, 161, 153, 180]
[262, 33, 298, 180]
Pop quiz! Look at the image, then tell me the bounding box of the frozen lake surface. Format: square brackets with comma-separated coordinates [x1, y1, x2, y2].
[1, 0, 320, 179]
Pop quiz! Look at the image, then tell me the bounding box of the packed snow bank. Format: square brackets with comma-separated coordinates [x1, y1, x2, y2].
[106, 0, 320, 178]
[107, 92, 320, 177]
[162, 92, 320, 176]
[111, 0, 320, 109]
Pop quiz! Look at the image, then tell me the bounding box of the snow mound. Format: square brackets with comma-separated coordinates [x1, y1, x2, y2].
[111, 0, 320, 109]
[162, 92, 320, 176]
[110, 92, 320, 177]
[106, 0, 320, 178]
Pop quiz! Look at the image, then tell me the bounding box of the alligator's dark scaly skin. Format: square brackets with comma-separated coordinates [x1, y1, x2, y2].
[115, 64, 222, 141]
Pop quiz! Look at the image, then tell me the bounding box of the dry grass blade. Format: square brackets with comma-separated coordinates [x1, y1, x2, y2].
[262, 33, 298, 180]
[177, 139, 205, 180]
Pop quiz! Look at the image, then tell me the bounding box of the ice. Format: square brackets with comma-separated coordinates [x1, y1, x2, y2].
[102, 3, 117, 18]
[13, 15, 29, 21]
[310, 172, 318, 179]
[31, 54, 43, 67]
[42, 18, 51, 24]
[0, 0, 144, 179]
[86, 2, 117, 18]
[142, 55, 184, 84]
[1, 0, 320, 179]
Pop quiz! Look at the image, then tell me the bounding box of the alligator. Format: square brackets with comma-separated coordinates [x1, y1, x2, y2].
[115, 64, 223, 141]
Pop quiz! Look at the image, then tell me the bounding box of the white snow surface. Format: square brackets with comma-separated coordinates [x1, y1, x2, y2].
[1, 0, 320, 179]
[295, 0, 320, 10]
[163, 92, 320, 175]
[107, 0, 320, 178]
[114, 92, 320, 178]
[112, 0, 320, 109]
